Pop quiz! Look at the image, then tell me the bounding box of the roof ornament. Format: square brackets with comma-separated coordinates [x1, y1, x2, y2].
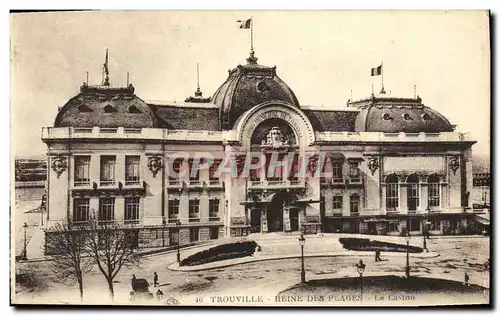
[195, 62, 202, 97]
[102, 49, 110, 86]
[184, 63, 211, 103]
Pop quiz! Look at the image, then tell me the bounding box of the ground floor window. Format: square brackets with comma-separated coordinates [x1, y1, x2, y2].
[388, 220, 399, 232]
[332, 196, 343, 211]
[408, 219, 420, 231]
[190, 227, 199, 242]
[125, 230, 139, 248]
[98, 197, 115, 224]
[124, 197, 140, 223]
[73, 198, 90, 224]
[169, 229, 179, 245]
[429, 220, 441, 231]
[209, 227, 219, 240]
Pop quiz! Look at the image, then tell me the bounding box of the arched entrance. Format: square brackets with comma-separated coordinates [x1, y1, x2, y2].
[265, 191, 299, 232]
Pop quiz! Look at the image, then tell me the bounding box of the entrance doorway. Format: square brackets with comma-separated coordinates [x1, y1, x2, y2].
[251, 210, 262, 233]
[290, 209, 299, 231]
[267, 197, 283, 232]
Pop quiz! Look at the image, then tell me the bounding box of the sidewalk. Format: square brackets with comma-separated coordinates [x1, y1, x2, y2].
[168, 250, 439, 272]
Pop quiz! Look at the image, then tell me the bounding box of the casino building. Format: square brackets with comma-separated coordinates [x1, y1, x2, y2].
[42, 48, 479, 247]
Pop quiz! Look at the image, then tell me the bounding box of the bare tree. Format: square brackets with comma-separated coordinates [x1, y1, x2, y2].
[44, 221, 93, 302]
[84, 217, 141, 301]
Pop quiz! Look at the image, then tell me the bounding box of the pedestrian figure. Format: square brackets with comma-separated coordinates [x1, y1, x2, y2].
[375, 249, 382, 262]
[156, 289, 164, 300]
[153, 272, 159, 287]
[464, 272, 470, 287]
[131, 274, 137, 291]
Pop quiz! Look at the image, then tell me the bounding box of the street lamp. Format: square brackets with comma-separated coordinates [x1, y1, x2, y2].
[22, 222, 28, 260]
[356, 259, 366, 297]
[176, 219, 181, 263]
[405, 231, 411, 278]
[298, 233, 306, 284]
[423, 207, 430, 252]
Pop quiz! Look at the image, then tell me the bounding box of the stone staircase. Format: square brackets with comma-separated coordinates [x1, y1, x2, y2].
[247, 233, 345, 256]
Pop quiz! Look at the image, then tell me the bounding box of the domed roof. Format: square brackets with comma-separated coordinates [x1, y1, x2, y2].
[212, 53, 300, 129]
[54, 83, 156, 128]
[351, 95, 454, 133]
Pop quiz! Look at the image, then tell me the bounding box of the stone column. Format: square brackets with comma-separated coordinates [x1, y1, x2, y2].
[399, 180, 408, 214]
[142, 154, 163, 226]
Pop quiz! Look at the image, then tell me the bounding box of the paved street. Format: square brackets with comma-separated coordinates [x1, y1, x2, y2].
[14, 234, 490, 305]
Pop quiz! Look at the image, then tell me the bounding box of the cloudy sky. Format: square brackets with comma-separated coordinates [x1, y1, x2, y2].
[10, 11, 490, 157]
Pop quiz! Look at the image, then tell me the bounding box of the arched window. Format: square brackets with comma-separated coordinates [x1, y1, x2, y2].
[428, 174, 440, 208]
[407, 174, 419, 212]
[386, 174, 399, 210]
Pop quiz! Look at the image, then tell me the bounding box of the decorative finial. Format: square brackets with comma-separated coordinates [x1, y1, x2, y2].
[247, 49, 258, 65]
[102, 49, 110, 86]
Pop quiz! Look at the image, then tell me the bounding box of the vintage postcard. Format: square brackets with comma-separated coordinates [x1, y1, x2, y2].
[11, 11, 491, 307]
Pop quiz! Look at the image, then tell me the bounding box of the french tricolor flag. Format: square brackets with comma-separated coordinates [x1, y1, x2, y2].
[237, 18, 252, 29]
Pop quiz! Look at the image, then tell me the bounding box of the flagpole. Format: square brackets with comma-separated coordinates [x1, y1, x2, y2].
[381, 62, 384, 89]
[250, 16, 253, 51]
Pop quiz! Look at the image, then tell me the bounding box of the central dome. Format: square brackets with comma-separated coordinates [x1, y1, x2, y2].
[212, 59, 300, 130]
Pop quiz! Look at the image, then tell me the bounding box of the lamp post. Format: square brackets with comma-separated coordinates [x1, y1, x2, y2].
[405, 231, 411, 278]
[423, 208, 429, 251]
[22, 222, 28, 260]
[356, 259, 366, 297]
[298, 233, 306, 284]
[162, 219, 166, 247]
[176, 219, 181, 263]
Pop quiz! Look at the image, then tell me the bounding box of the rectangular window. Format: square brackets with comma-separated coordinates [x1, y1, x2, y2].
[249, 157, 261, 181]
[428, 183, 440, 207]
[429, 220, 441, 231]
[388, 220, 399, 232]
[74, 156, 91, 186]
[124, 197, 140, 223]
[209, 159, 222, 181]
[168, 200, 179, 222]
[332, 160, 343, 183]
[266, 153, 285, 182]
[189, 199, 200, 222]
[209, 199, 220, 221]
[209, 227, 219, 240]
[288, 154, 299, 181]
[408, 183, 419, 211]
[98, 197, 115, 223]
[125, 156, 140, 185]
[349, 162, 360, 181]
[169, 158, 183, 182]
[386, 183, 399, 209]
[100, 156, 116, 186]
[350, 195, 360, 215]
[190, 227, 199, 242]
[73, 198, 90, 224]
[188, 159, 199, 182]
[332, 196, 343, 210]
[409, 219, 420, 231]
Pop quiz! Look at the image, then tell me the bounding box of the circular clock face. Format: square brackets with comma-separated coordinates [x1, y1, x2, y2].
[256, 81, 269, 93]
